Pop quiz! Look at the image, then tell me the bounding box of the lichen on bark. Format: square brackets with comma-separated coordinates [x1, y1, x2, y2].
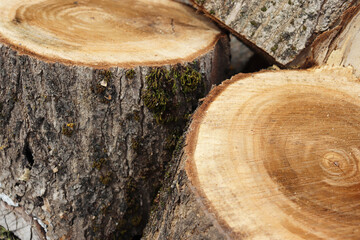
[191, 0, 357, 66]
[0, 34, 230, 239]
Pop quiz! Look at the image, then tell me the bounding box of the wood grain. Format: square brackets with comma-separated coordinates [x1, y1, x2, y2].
[186, 67, 360, 239]
[0, 1, 230, 237]
[0, 0, 221, 67]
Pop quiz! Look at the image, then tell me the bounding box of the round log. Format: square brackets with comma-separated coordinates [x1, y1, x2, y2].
[189, 0, 359, 67]
[143, 66, 360, 239]
[0, 0, 230, 239]
[0, 0, 222, 67]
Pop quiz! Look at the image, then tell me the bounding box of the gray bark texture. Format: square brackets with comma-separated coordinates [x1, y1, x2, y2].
[0, 201, 45, 240]
[142, 138, 228, 240]
[190, 0, 359, 66]
[0, 34, 230, 240]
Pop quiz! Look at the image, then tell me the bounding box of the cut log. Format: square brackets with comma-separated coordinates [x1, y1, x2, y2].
[0, 0, 230, 239]
[143, 66, 360, 239]
[189, 0, 359, 67]
[0, 0, 225, 67]
[313, 7, 360, 77]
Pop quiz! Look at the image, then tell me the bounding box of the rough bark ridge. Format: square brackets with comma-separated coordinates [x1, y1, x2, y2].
[313, 7, 360, 77]
[190, 0, 359, 66]
[0, 34, 230, 239]
[142, 138, 228, 240]
[0, 201, 44, 240]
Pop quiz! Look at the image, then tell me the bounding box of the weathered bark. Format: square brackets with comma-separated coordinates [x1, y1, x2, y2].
[143, 66, 360, 239]
[313, 7, 360, 77]
[142, 139, 229, 240]
[190, 0, 360, 67]
[0, 201, 45, 240]
[0, 0, 230, 239]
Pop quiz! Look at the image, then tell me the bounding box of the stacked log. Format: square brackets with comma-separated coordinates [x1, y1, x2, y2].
[143, 66, 360, 240]
[0, 0, 230, 239]
[190, 0, 360, 68]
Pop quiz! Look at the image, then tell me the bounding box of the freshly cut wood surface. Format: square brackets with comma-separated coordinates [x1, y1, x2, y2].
[320, 9, 360, 77]
[190, 0, 358, 66]
[0, 1, 230, 239]
[185, 67, 360, 239]
[0, 0, 220, 67]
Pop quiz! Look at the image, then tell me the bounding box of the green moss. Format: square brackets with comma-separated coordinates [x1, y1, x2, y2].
[261, 6, 267, 12]
[303, 25, 307, 31]
[209, 9, 215, 15]
[94, 84, 106, 94]
[143, 68, 170, 124]
[62, 123, 75, 137]
[131, 138, 140, 152]
[91, 70, 113, 104]
[100, 70, 112, 82]
[250, 20, 260, 28]
[179, 67, 201, 94]
[91, 143, 111, 179]
[143, 65, 202, 124]
[92, 225, 99, 233]
[0, 225, 20, 240]
[133, 110, 140, 122]
[99, 172, 112, 185]
[92, 158, 107, 170]
[126, 69, 136, 80]
[271, 44, 278, 53]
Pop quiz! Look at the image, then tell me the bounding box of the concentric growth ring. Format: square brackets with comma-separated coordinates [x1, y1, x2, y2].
[0, 0, 220, 67]
[186, 68, 360, 239]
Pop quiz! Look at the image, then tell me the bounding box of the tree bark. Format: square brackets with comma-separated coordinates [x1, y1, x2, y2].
[0, 201, 45, 240]
[189, 0, 359, 67]
[0, 0, 230, 239]
[313, 7, 360, 77]
[143, 66, 360, 239]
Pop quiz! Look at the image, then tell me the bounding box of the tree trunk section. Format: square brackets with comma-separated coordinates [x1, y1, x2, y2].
[189, 0, 359, 67]
[313, 7, 360, 77]
[143, 66, 360, 239]
[0, 0, 230, 239]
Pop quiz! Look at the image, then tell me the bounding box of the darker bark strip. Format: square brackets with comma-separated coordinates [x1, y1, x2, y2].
[0, 36, 229, 239]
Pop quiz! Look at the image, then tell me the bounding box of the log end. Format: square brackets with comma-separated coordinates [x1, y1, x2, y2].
[0, 0, 222, 67]
[185, 67, 360, 239]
